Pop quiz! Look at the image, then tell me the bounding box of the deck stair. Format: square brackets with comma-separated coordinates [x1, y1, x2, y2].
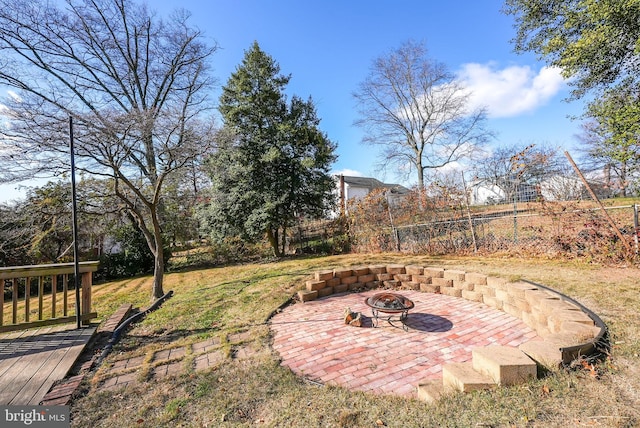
[417, 345, 538, 403]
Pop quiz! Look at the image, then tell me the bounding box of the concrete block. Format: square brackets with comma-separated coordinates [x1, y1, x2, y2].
[416, 380, 445, 403]
[386, 264, 406, 274]
[352, 266, 370, 276]
[366, 281, 380, 289]
[558, 321, 600, 341]
[298, 290, 318, 302]
[440, 287, 462, 298]
[443, 362, 495, 392]
[461, 290, 483, 302]
[306, 280, 326, 291]
[495, 289, 513, 305]
[502, 302, 522, 319]
[475, 285, 496, 297]
[472, 346, 537, 386]
[512, 297, 531, 313]
[518, 340, 563, 370]
[333, 283, 349, 294]
[543, 333, 594, 364]
[333, 268, 353, 278]
[376, 273, 394, 281]
[403, 281, 420, 290]
[432, 277, 453, 287]
[394, 273, 413, 282]
[326, 277, 341, 287]
[487, 276, 508, 289]
[453, 280, 475, 291]
[465, 272, 488, 285]
[548, 310, 594, 333]
[368, 265, 387, 274]
[383, 280, 401, 288]
[424, 267, 445, 278]
[482, 295, 503, 310]
[524, 289, 559, 307]
[317, 286, 334, 298]
[341, 276, 358, 285]
[405, 265, 424, 275]
[358, 274, 375, 283]
[420, 284, 440, 293]
[530, 306, 548, 325]
[315, 270, 334, 281]
[444, 269, 466, 281]
[538, 298, 581, 315]
[506, 281, 539, 299]
[413, 275, 432, 284]
[348, 282, 364, 291]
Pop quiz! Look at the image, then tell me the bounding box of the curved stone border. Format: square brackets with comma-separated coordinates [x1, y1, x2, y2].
[298, 264, 607, 369]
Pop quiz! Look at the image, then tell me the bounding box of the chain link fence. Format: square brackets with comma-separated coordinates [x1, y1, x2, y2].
[387, 204, 638, 259]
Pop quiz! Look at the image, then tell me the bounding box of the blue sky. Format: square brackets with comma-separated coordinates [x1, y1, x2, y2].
[153, 0, 584, 184]
[0, 0, 586, 200]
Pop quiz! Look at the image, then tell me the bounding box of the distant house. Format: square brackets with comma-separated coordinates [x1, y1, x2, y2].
[336, 175, 410, 216]
[468, 180, 506, 205]
[468, 179, 540, 205]
[539, 175, 585, 201]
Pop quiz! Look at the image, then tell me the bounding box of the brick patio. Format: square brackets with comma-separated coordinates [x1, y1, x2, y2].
[270, 289, 540, 398]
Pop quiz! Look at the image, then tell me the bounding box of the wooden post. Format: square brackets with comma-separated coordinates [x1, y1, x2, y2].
[565, 151, 632, 253]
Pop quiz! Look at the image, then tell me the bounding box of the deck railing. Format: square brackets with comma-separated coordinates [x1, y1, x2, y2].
[0, 261, 99, 333]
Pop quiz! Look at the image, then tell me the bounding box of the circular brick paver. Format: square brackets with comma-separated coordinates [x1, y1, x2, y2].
[270, 290, 541, 398]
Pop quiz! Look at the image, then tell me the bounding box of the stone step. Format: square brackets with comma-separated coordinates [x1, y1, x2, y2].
[416, 379, 445, 403]
[442, 362, 496, 392]
[472, 345, 537, 386]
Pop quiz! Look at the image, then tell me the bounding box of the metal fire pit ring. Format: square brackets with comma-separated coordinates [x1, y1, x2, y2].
[364, 292, 415, 331]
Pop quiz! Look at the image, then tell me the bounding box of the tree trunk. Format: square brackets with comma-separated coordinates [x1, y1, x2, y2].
[151, 250, 165, 300]
[266, 228, 282, 257]
[151, 209, 165, 299]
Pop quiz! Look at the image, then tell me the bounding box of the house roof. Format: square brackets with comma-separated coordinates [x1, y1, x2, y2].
[340, 175, 410, 194]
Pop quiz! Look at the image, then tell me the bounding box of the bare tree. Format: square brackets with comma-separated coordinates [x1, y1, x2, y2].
[0, 0, 218, 300]
[353, 40, 491, 190]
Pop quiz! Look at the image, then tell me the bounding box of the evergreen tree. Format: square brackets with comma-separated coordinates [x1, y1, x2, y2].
[200, 42, 337, 256]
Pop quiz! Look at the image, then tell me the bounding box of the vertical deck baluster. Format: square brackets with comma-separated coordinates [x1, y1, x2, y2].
[63, 274, 69, 317]
[38, 276, 44, 320]
[51, 274, 57, 319]
[12, 278, 18, 324]
[25, 277, 31, 322]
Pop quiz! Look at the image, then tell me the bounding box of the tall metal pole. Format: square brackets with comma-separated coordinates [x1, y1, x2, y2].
[70, 117, 82, 329]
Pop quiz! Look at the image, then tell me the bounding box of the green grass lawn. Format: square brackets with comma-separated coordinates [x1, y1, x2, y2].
[70, 254, 640, 427]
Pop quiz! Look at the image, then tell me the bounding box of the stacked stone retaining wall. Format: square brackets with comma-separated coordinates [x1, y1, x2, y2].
[298, 264, 606, 368]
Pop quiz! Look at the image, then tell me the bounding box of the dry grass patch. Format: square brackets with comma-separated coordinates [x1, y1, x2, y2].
[70, 254, 640, 427]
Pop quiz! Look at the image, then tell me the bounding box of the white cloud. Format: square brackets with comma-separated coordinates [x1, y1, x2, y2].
[457, 63, 566, 118]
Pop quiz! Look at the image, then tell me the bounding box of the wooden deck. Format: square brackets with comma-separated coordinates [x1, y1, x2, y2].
[0, 324, 95, 405]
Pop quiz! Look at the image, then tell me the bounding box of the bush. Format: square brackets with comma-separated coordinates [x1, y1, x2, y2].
[95, 224, 171, 282]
